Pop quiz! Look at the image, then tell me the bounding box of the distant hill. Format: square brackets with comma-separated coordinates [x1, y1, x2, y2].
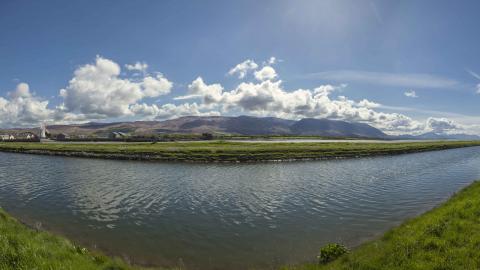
[1, 115, 389, 139]
[396, 132, 480, 140]
[290, 118, 387, 138]
[3, 117, 478, 140]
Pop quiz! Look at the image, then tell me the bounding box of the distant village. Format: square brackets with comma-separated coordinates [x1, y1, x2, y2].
[0, 132, 39, 141]
[0, 128, 131, 142]
[0, 125, 214, 142]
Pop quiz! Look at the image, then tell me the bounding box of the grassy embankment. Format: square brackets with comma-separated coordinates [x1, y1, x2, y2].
[0, 140, 479, 162]
[283, 181, 480, 270]
[0, 208, 167, 270]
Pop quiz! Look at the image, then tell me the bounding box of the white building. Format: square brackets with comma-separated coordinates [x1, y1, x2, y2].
[0, 134, 15, 141]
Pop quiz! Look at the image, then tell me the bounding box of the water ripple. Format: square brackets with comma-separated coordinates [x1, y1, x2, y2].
[0, 147, 479, 269]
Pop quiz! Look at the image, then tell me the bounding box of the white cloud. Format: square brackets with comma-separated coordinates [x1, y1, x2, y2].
[1, 56, 477, 135]
[181, 76, 426, 134]
[186, 77, 224, 105]
[130, 102, 220, 120]
[0, 83, 53, 127]
[425, 117, 461, 134]
[404, 90, 418, 98]
[254, 66, 277, 81]
[264, 57, 277, 65]
[357, 99, 380, 108]
[227, 59, 258, 79]
[141, 75, 172, 97]
[466, 69, 480, 94]
[125, 62, 148, 72]
[303, 70, 459, 89]
[59, 56, 172, 119]
[466, 69, 480, 80]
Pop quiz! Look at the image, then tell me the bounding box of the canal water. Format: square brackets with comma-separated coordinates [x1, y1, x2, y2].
[0, 147, 479, 269]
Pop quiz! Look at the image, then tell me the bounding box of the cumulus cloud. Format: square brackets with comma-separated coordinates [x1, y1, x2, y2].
[0, 83, 53, 127]
[180, 75, 426, 134]
[58, 56, 172, 119]
[357, 99, 381, 108]
[254, 66, 277, 81]
[476, 84, 480, 94]
[0, 56, 475, 135]
[425, 117, 461, 133]
[125, 62, 148, 72]
[227, 59, 258, 79]
[265, 57, 277, 65]
[404, 90, 418, 98]
[186, 77, 224, 105]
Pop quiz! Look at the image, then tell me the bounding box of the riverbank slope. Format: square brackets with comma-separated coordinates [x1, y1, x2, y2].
[283, 181, 480, 270]
[0, 208, 153, 270]
[1, 140, 479, 162]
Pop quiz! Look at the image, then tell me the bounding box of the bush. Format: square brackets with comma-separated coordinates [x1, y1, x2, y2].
[201, 133, 214, 140]
[318, 243, 349, 264]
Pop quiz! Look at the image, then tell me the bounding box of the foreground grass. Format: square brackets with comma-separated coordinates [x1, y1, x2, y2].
[0, 140, 479, 162]
[283, 181, 480, 270]
[0, 209, 151, 270]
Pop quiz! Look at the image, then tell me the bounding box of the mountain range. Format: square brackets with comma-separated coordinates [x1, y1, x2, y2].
[1, 116, 479, 140]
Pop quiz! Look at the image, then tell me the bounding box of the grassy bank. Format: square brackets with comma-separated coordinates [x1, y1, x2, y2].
[283, 181, 480, 270]
[0, 140, 479, 162]
[0, 208, 151, 270]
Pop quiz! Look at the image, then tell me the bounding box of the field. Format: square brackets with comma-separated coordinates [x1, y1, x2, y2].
[1, 141, 480, 269]
[0, 140, 479, 162]
[283, 181, 480, 270]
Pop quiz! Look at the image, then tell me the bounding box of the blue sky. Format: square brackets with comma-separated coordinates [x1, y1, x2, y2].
[1, 0, 479, 134]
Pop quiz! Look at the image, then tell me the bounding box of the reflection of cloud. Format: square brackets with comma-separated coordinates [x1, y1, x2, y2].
[64, 160, 168, 224]
[181, 164, 300, 227]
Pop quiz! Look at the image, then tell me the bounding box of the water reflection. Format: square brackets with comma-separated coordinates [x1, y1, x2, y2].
[0, 147, 479, 269]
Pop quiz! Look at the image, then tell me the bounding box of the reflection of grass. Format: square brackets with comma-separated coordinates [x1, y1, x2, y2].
[282, 181, 480, 270]
[0, 140, 480, 162]
[0, 209, 163, 270]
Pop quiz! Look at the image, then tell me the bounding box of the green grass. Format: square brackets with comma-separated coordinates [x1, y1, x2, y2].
[0, 208, 159, 270]
[0, 140, 480, 162]
[282, 181, 480, 270]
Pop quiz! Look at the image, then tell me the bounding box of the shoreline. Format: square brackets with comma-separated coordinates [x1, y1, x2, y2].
[0, 140, 479, 163]
[0, 207, 151, 270]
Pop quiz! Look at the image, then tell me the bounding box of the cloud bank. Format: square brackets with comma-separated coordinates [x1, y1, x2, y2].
[58, 56, 172, 119]
[0, 83, 53, 127]
[0, 56, 476, 135]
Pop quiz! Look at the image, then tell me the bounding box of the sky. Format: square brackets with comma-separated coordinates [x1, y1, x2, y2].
[1, 0, 479, 135]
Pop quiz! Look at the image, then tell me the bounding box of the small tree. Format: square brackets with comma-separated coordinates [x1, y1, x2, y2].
[318, 243, 348, 264]
[201, 133, 214, 140]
